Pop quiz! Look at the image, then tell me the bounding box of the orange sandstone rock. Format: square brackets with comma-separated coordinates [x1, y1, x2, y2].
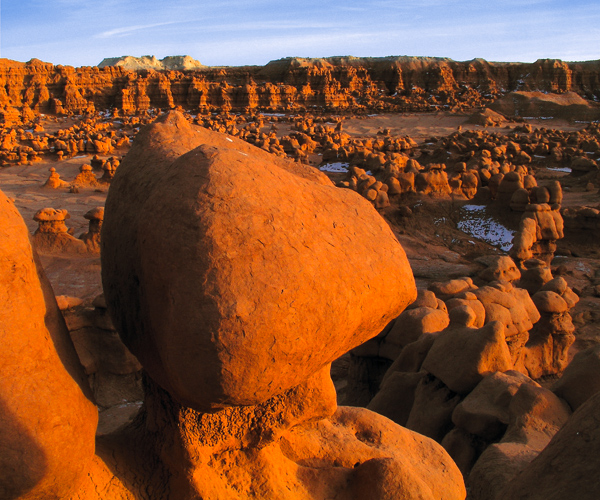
[0, 190, 98, 499]
[43, 166, 69, 189]
[422, 321, 513, 394]
[102, 111, 417, 412]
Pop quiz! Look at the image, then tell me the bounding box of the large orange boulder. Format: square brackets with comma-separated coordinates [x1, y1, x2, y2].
[102, 112, 417, 412]
[0, 190, 98, 499]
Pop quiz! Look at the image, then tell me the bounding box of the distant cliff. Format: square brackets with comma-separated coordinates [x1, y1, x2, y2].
[2, 56, 600, 123]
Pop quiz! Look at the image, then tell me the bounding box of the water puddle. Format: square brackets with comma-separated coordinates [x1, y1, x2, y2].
[319, 162, 349, 173]
[457, 204, 515, 252]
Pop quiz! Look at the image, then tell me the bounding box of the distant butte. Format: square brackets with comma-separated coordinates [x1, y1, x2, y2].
[98, 55, 204, 71]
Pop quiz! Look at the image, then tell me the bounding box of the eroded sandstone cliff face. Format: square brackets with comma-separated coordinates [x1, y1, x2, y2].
[2, 56, 600, 122]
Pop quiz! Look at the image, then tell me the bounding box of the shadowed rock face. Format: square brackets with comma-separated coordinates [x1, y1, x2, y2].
[102, 111, 416, 411]
[498, 391, 600, 500]
[0, 190, 98, 499]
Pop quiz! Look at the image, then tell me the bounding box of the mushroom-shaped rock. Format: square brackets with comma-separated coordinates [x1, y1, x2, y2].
[79, 207, 104, 253]
[84, 206, 105, 224]
[102, 111, 417, 412]
[33, 208, 87, 254]
[33, 207, 70, 233]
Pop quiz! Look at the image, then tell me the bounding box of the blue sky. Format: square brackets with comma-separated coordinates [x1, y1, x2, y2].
[1, 0, 599, 67]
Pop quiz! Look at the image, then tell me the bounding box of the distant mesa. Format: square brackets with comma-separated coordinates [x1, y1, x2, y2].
[97, 55, 204, 71]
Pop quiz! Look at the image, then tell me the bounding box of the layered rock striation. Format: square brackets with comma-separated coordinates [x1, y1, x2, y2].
[3, 56, 600, 122]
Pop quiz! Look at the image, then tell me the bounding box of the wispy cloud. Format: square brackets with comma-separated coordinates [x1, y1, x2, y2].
[95, 21, 182, 39]
[185, 20, 337, 33]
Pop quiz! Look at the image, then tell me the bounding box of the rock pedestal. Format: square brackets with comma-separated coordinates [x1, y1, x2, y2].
[33, 207, 87, 254]
[79, 207, 104, 253]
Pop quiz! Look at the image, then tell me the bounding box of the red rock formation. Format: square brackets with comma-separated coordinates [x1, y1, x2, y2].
[3, 56, 600, 122]
[79, 207, 104, 253]
[102, 111, 417, 412]
[0, 112, 469, 500]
